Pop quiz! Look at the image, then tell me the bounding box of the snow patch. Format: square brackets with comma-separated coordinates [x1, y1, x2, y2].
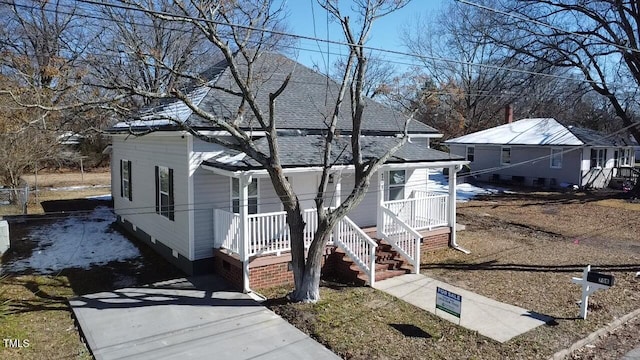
[428, 170, 510, 202]
[4, 207, 141, 274]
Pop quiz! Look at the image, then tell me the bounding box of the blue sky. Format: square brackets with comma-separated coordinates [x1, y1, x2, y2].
[281, 1, 446, 72]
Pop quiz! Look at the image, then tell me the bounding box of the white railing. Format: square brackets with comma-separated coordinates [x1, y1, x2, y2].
[380, 206, 421, 273]
[383, 192, 448, 230]
[248, 210, 290, 256]
[213, 209, 241, 253]
[332, 216, 378, 286]
[213, 207, 378, 285]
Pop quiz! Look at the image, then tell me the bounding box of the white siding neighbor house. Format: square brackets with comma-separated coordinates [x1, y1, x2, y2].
[446, 117, 636, 189]
[108, 52, 467, 291]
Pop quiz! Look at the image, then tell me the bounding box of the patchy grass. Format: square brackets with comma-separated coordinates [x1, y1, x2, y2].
[264, 191, 640, 359]
[593, 198, 640, 211]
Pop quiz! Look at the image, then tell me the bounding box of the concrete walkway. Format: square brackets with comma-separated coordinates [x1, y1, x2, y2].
[70, 276, 339, 360]
[623, 346, 640, 360]
[374, 273, 552, 343]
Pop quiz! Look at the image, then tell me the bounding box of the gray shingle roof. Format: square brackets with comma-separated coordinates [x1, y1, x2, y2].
[566, 126, 632, 147]
[110, 52, 438, 135]
[203, 135, 464, 171]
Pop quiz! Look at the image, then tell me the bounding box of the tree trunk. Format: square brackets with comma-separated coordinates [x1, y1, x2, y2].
[289, 221, 331, 303]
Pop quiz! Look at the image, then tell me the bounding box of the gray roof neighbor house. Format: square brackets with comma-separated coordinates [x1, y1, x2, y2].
[446, 117, 636, 189]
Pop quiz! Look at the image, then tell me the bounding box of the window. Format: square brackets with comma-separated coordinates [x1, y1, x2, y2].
[617, 148, 632, 167]
[120, 159, 132, 200]
[501, 147, 511, 165]
[550, 148, 563, 169]
[590, 149, 606, 168]
[155, 166, 174, 220]
[231, 177, 258, 214]
[466, 146, 475, 162]
[387, 170, 405, 201]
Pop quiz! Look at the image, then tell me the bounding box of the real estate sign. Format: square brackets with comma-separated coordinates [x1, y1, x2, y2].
[436, 287, 462, 318]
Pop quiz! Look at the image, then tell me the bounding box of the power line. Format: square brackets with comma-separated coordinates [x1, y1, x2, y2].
[67, 0, 611, 86]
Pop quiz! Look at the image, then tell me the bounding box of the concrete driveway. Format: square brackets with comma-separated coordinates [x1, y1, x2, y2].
[70, 275, 339, 360]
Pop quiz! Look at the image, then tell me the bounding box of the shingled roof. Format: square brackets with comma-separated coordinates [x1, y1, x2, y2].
[110, 52, 438, 135]
[203, 135, 464, 171]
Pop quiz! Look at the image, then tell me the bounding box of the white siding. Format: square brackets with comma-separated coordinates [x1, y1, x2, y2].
[405, 168, 429, 197]
[340, 172, 379, 227]
[192, 170, 230, 260]
[112, 134, 191, 259]
[190, 138, 231, 260]
[259, 177, 282, 213]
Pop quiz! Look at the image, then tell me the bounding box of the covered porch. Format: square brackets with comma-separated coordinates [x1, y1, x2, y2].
[205, 162, 466, 292]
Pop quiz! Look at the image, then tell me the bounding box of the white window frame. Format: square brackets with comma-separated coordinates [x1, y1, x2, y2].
[231, 177, 259, 214]
[618, 148, 632, 167]
[591, 148, 606, 168]
[386, 169, 406, 201]
[501, 146, 511, 165]
[121, 159, 132, 200]
[466, 146, 475, 162]
[156, 166, 174, 220]
[550, 148, 563, 169]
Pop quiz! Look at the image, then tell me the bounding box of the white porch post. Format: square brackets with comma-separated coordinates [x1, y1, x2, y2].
[238, 174, 251, 293]
[448, 166, 457, 246]
[376, 169, 385, 238]
[333, 172, 342, 207]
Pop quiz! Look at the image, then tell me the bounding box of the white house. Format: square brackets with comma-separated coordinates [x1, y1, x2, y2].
[446, 118, 636, 189]
[107, 52, 467, 291]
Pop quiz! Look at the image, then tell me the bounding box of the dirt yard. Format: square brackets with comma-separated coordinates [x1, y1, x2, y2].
[267, 191, 640, 359]
[1, 169, 111, 216]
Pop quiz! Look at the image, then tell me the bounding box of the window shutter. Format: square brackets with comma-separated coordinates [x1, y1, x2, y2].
[168, 168, 175, 221]
[120, 160, 124, 197]
[128, 160, 132, 201]
[155, 166, 159, 213]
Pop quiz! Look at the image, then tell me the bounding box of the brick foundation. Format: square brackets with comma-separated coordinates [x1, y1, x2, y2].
[420, 227, 451, 257]
[213, 227, 454, 291]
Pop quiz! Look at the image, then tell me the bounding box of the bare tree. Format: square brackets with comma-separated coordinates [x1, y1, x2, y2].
[467, 0, 640, 144]
[401, 0, 604, 137]
[108, 0, 411, 302]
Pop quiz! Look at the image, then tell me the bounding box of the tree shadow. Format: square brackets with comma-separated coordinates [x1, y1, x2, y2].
[389, 323, 432, 338]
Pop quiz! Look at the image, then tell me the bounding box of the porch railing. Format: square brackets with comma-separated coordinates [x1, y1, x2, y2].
[383, 191, 448, 230]
[213, 209, 241, 253]
[332, 216, 378, 286]
[379, 206, 421, 273]
[213, 207, 377, 285]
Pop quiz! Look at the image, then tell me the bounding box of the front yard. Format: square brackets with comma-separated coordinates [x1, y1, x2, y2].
[1, 182, 639, 359]
[266, 191, 640, 359]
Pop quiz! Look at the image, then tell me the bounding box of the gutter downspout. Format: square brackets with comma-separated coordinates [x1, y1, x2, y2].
[449, 164, 470, 254]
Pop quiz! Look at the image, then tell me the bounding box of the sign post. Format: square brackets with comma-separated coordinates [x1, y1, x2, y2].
[436, 287, 462, 324]
[571, 265, 614, 320]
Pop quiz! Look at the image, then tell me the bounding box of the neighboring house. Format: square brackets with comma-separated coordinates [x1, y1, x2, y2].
[107, 52, 467, 291]
[446, 117, 636, 189]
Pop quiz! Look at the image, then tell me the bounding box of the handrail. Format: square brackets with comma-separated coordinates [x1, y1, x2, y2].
[382, 194, 448, 231]
[380, 206, 421, 273]
[332, 216, 378, 286]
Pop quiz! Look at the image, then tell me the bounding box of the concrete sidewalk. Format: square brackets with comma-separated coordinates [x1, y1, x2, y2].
[70, 276, 339, 360]
[374, 273, 552, 343]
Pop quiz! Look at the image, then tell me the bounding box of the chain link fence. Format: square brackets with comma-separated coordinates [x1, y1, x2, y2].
[0, 185, 29, 215]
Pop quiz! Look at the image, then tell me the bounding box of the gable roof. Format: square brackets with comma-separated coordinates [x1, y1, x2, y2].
[445, 118, 631, 147]
[110, 52, 438, 135]
[203, 135, 463, 171]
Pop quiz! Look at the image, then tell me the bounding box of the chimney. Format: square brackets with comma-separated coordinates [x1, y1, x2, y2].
[505, 104, 513, 124]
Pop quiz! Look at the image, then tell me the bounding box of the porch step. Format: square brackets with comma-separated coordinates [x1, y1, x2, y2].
[328, 239, 412, 286]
